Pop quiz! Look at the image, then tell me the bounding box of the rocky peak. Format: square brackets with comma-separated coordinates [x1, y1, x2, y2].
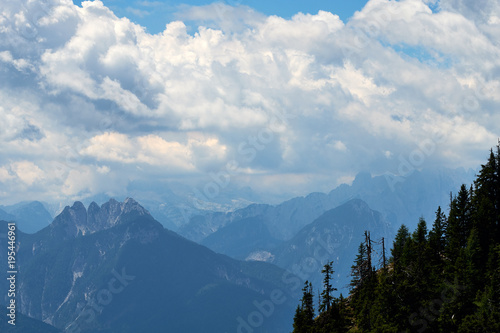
[50, 198, 152, 239]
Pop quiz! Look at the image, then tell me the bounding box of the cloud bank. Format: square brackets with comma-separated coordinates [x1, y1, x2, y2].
[0, 0, 499, 205]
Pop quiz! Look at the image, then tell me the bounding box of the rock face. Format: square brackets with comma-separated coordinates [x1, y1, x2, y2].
[49, 198, 149, 239]
[0, 199, 296, 333]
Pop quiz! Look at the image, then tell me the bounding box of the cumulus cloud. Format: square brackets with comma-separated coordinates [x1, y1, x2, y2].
[81, 131, 226, 171]
[0, 0, 499, 204]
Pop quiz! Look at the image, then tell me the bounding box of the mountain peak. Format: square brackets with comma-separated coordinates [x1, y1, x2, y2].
[352, 171, 372, 188]
[71, 201, 86, 211]
[50, 198, 153, 239]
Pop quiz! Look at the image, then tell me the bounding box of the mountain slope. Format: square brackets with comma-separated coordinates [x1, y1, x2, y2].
[179, 191, 335, 243]
[0, 311, 61, 333]
[201, 216, 281, 260]
[270, 199, 392, 295]
[1, 199, 297, 333]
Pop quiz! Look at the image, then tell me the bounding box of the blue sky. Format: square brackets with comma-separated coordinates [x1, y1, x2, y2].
[73, 0, 370, 34]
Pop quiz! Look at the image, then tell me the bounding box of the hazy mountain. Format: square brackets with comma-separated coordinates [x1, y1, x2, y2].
[0, 208, 15, 222]
[179, 167, 476, 245]
[76, 181, 267, 232]
[0, 199, 298, 333]
[327, 167, 477, 232]
[0, 201, 53, 233]
[195, 199, 392, 296]
[270, 199, 392, 296]
[201, 216, 282, 260]
[179, 191, 335, 243]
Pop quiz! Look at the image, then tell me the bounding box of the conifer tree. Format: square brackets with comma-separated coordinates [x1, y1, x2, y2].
[391, 224, 410, 268]
[350, 243, 367, 292]
[446, 184, 472, 270]
[429, 206, 447, 256]
[293, 281, 315, 333]
[319, 261, 336, 313]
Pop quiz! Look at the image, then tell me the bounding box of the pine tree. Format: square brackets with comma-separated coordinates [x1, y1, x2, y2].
[293, 281, 315, 333]
[350, 243, 367, 292]
[391, 224, 410, 269]
[472, 148, 499, 270]
[319, 261, 336, 313]
[429, 206, 447, 254]
[446, 184, 472, 270]
[349, 232, 378, 331]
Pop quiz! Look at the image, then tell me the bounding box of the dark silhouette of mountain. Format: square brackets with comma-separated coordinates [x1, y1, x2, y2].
[0, 199, 297, 332]
[0, 201, 53, 233]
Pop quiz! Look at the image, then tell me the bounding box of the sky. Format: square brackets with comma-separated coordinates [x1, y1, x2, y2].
[0, 0, 499, 207]
[70, 0, 372, 34]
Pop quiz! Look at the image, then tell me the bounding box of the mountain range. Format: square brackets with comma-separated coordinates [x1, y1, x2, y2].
[0, 199, 298, 332]
[179, 168, 474, 256]
[0, 166, 478, 332]
[200, 199, 392, 295]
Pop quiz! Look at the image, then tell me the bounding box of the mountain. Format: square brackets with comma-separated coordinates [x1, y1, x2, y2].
[76, 180, 267, 232]
[327, 167, 477, 232]
[201, 216, 282, 260]
[0, 199, 298, 333]
[0, 201, 53, 233]
[179, 191, 336, 243]
[179, 167, 475, 245]
[0, 208, 16, 222]
[0, 311, 61, 333]
[270, 199, 392, 296]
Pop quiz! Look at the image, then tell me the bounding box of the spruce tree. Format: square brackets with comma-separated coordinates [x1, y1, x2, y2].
[391, 224, 410, 269]
[429, 206, 447, 256]
[350, 243, 367, 292]
[319, 261, 336, 313]
[293, 281, 315, 333]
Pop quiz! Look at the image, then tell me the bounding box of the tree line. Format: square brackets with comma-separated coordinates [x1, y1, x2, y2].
[292, 146, 500, 332]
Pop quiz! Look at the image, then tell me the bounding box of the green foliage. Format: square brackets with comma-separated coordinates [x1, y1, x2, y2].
[293, 281, 315, 333]
[291, 146, 500, 332]
[320, 261, 336, 313]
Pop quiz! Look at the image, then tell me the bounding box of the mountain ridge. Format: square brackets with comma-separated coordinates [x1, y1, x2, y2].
[1, 198, 298, 332]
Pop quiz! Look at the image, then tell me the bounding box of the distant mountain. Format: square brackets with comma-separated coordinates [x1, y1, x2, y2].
[194, 199, 391, 296]
[327, 167, 477, 232]
[179, 191, 336, 243]
[0, 208, 15, 222]
[77, 180, 266, 231]
[179, 167, 475, 245]
[270, 199, 392, 296]
[0, 201, 53, 233]
[201, 216, 281, 260]
[0, 199, 298, 333]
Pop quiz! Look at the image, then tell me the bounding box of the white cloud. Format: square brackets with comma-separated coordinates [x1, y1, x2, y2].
[0, 167, 14, 182]
[81, 132, 226, 172]
[0, 0, 499, 204]
[12, 161, 44, 185]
